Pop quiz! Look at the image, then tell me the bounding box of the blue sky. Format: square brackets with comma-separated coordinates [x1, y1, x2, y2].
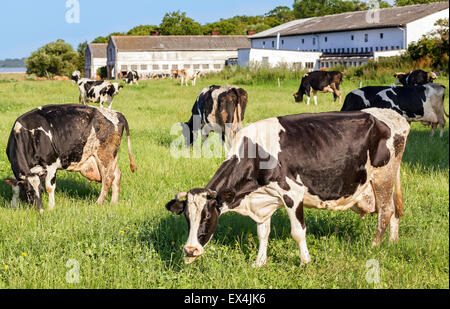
[0, 0, 295, 59]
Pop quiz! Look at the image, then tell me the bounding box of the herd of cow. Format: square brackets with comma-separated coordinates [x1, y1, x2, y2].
[2, 68, 447, 267]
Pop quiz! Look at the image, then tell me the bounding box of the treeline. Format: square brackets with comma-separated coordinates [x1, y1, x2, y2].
[0, 58, 25, 68]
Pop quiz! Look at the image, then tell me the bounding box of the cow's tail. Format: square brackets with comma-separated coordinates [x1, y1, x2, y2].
[394, 168, 404, 218]
[443, 91, 449, 118]
[121, 115, 137, 173]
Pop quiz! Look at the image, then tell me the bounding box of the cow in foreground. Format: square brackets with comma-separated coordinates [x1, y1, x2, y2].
[180, 85, 248, 148]
[166, 108, 410, 266]
[180, 69, 201, 86]
[394, 70, 437, 87]
[125, 70, 139, 86]
[4, 104, 137, 213]
[293, 71, 343, 105]
[341, 83, 447, 137]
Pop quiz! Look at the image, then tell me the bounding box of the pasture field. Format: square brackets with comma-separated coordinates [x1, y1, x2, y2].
[0, 73, 448, 289]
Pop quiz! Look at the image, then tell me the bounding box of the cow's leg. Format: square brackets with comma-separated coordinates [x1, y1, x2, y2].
[313, 91, 318, 106]
[45, 170, 57, 211]
[286, 201, 310, 264]
[372, 178, 396, 246]
[253, 218, 271, 268]
[110, 165, 122, 204]
[430, 123, 437, 137]
[438, 115, 446, 138]
[96, 164, 114, 205]
[306, 94, 311, 105]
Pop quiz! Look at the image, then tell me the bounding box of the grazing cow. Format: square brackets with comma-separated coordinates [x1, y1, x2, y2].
[76, 80, 123, 109]
[394, 70, 438, 87]
[4, 104, 137, 213]
[166, 108, 410, 266]
[180, 85, 248, 148]
[125, 70, 139, 86]
[293, 71, 343, 105]
[180, 69, 201, 86]
[341, 84, 448, 137]
[71, 70, 83, 84]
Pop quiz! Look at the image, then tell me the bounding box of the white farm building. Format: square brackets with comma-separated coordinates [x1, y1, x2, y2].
[238, 1, 449, 70]
[84, 43, 107, 79]
[106, 35, 250, 79]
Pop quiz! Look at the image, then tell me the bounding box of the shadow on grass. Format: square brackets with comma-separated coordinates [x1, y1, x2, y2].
[402, 127, 449, 171]
[142, 207, 366, 269]
[0, 176, 99, 209]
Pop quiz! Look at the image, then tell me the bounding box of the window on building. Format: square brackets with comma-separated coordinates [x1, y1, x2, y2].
[364, 34, 368, 42]
[380, 46, 384, 51]
[365, 47, 368, 53]
[325, 37, 328, 42]
[193, 64, 200, 69]
[141, 65, 147, 70]
[272, 41, 275, 48]
[380, 33, 384, 39]
[396, 46, 400, 49]
[301, 39, 304, 44]
[333, 48, 336, 53]
[305, 62, 314, 69]
[391, 46, 395, 50]
[184, 64, 191, 69]
[376, 47, 379, 51]
[351, 35, 354, 40]
[281, 39, 284, 45]
[121, 65, 128, 71]
[162, 64, 169, 70]
[263, 41, 266, 47]
[214, 64, 221, 69]
[370, 47, 373, 52]
[172, 64, 178, 70]
[152, 64, 159, 70]
[347, 48, 350, 53]
[313, 38, 316, 45]
[262, 57, 269, 63]
[385, 46, 388, 50]
[202, 64, 209, 69]
[131, 65, 138, 70]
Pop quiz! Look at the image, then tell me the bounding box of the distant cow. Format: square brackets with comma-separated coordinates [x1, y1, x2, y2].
[180, 85, 248, 148]
[341, 84, 448, 137]
[166, 109, 410, 266]
[180, 69, 201, 86]
[77, 79, 123, 109]
[293, 71, 343, 105]
[125, 70, 139, 85]
[4, 104, 137, 213]
[394, 70, 438, 86]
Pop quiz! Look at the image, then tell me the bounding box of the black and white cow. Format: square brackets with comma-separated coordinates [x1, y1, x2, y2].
[341, 83, 448, 137]
[293, 71, 343, 105]
[125, 70, 139, 86]
[181, 85, 248, 148]
[4, 104, 137, 213]
[166, 108, 410, 266]
[78, 80, 123, 109]
[394, 70, 438, 87]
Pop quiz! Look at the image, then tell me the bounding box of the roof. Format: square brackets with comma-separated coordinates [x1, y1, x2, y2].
[250, 1, 449, 38]
[88, 43, 107, 58]
[110, 35, 251, 52]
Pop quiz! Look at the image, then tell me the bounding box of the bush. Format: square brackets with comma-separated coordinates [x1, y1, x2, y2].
[97, 66, 108, 79]
[26, 39, 79, 77]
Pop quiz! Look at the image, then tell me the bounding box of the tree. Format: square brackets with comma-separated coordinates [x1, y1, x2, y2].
[203, 20, 238, 35]
[293, 0, 390, 19]
[407, 18, 449, 71]
[265, 6, 295, 25]
[127, 25, 159, 36]
[160, 11, 203, 35]
[26, 39, 79, 77]
[75, 41, 88, 74]
[395, 0, 443, 6]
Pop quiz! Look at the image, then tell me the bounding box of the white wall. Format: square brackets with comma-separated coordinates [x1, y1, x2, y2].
[238, 48, 322, 70]
[251, 27, 405, 53]
[406, 8, 449, 46]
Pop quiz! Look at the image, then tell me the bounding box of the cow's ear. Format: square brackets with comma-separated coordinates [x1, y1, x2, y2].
[217, 189, 235, 205]
[206, 189, 217, 199]
[165, 199, 186, 215]
[119, 85, 124, 89]
[393, 73, 399, 78]
[4, 178, 21, 187]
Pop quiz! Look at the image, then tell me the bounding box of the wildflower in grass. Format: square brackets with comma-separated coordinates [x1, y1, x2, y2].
[22, 252, 27, 257]
[248, 234, 253, 238]
[171, 241, 175, 245]
[120, 230, 126, 235]
[227, 226, 232, 231]
[125, 226, 130, 230]
[4, 265, 8, 270]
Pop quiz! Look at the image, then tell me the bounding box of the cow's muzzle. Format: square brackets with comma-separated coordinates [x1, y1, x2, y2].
[184, 246, 203, 264]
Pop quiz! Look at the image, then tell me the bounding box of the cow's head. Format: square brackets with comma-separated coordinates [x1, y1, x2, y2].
[166, 188, 233, 264]
[394, 72, 406, 86]
[4, 177, 44, 208]
[293, 85, 306, 103]
[427, 72, 437, 83]
[71, 70, 81, 83]
[106, 83, 124, 96]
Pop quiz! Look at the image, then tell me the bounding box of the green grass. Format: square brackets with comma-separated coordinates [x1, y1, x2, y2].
[0, 73, 448, 289]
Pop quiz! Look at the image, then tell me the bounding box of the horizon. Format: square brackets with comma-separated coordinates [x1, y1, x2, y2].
[1, 0, 396, 60]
